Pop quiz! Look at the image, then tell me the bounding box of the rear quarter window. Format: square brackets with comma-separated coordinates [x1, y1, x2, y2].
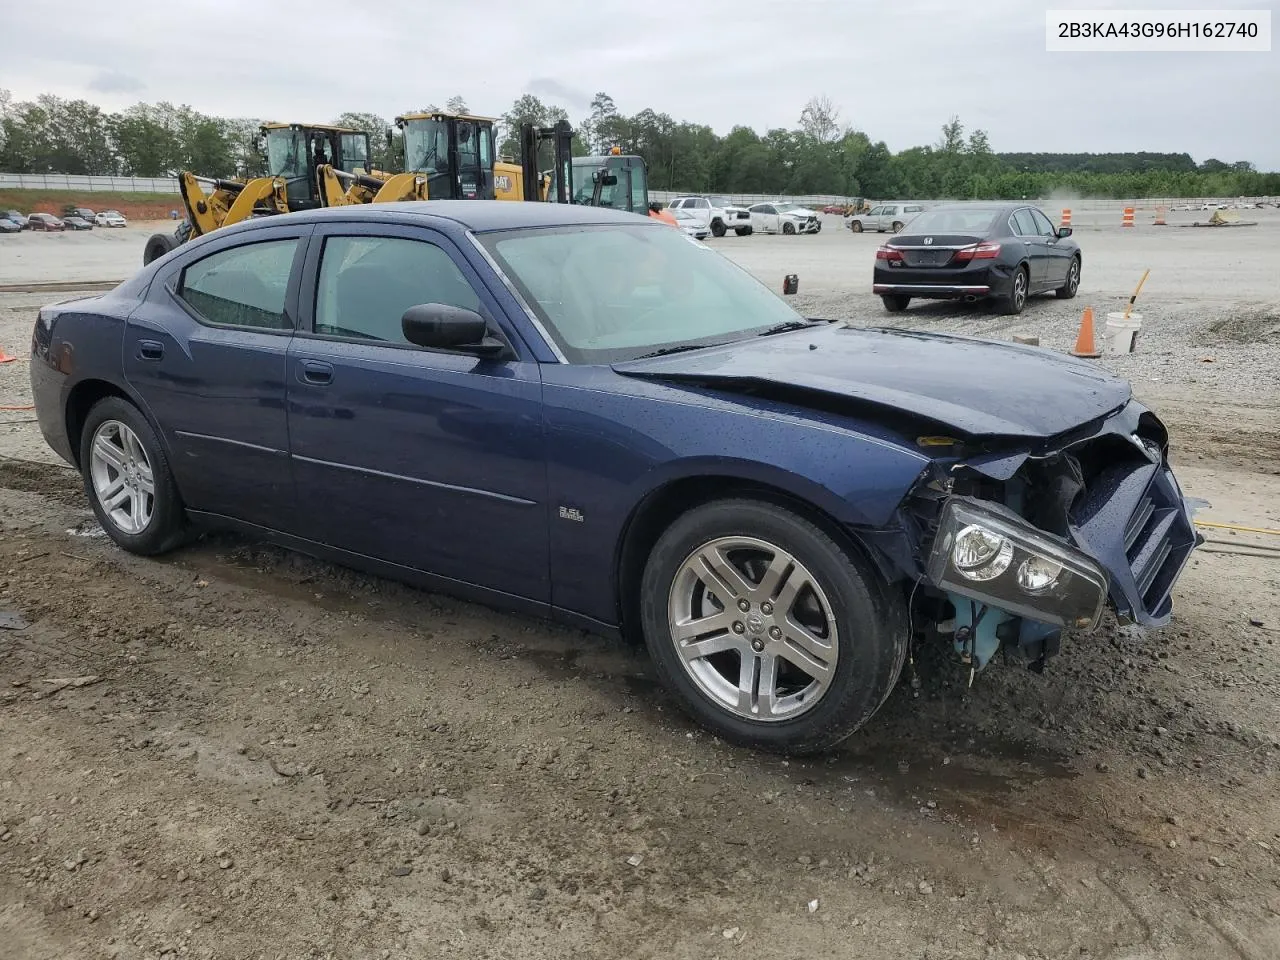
[179, 238, 299, 330]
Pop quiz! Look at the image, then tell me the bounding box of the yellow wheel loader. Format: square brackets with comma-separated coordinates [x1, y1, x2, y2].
[142, 122, 373, 264]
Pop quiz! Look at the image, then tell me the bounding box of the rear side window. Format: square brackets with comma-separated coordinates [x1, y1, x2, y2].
[313, 235, 482, 345]
[180, 238, 299, 330]
[1011, 210, 1038, 236]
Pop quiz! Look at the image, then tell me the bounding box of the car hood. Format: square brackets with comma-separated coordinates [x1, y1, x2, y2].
[612, 324, 1131, 440]
[782, 208, 816, 218]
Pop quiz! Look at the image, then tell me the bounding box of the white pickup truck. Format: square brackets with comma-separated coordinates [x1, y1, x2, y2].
[666, 195, 754, 237]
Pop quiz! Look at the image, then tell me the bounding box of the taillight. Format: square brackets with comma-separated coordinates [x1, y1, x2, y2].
[875, 245, 903, 262]
[953, 242, 1001, 262]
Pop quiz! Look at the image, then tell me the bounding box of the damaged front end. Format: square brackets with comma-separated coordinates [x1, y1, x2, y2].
[901, 400, 1202, 675]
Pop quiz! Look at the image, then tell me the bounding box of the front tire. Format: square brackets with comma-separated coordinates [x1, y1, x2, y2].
[850, 220, 863, 233]
[999, 265, 1029, 315]
[711, 219, 726, 238]
[1056, 257, 1080, 299]
[79, 397, 187, 556]
[881, 294, 910, 313]
[891, 221, 904, 233]
[143, 232, 179, 265]
[639, 499, 907, 755]
[783, 221, 796, 236]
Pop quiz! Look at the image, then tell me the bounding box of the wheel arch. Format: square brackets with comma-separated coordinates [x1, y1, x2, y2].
[613, 473, 896, 645]
[64, 378, 171, 470]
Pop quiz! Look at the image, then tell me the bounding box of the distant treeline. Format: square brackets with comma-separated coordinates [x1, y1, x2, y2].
[2, 88, 1276, 200]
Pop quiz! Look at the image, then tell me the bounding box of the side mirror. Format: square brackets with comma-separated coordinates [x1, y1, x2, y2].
[401, 303, 506, 357]
[1057, 226, 1072, 238]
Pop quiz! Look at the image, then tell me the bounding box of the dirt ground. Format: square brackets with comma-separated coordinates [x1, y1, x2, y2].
[2, 214, 1279, 960]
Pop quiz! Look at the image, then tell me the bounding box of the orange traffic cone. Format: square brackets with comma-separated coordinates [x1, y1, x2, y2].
[0, 345, 18, 364]
[1071, 307, 1102, 358]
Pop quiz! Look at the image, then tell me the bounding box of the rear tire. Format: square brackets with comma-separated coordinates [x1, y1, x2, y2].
[999, 265, 1029, 315]
[850, 221, 863, 233]
[881, 294, 910, 313]
[79, 397, 187, 556]
[1055, 256, 1081, 299]
[638, 498, 907, 755]
[735, 226, 752, 236]
[711, 219, 726, 238]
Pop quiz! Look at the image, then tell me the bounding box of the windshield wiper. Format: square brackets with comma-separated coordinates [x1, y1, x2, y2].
[757, 320, 823, 337]
[631, 341, 730, 359]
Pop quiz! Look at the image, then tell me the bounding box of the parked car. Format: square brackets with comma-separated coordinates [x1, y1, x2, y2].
[666, 195, 753, 237]
[0, 217, 22, 234]
[847, 202, 925, 233]
[872, 202, 1081, 315]
[748, 201, 821, 235]
[62, 215, 94, 231]
[2, 210, 29, 229]
[670, 206, 711, 240]
[28, 201, 1198, 755]
[95, 210, 129, 228]
[27, 213, 65, 232]
[64, 206, 97, 222]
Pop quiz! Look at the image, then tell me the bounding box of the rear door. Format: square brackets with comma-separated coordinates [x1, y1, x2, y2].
[124, 223, 310, 528]
[1031, 207, 1072, 286]
[284, 221, 549, 601]
[1010, 208, 1049, 286]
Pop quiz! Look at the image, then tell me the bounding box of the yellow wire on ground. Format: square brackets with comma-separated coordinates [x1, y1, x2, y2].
[1194, 520, 1280, 537]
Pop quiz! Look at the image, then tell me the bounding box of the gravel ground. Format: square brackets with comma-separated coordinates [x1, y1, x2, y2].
[1, 209, 1279, 959]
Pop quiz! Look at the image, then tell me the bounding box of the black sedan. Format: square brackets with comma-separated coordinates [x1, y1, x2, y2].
[872, 203, 1081, 315]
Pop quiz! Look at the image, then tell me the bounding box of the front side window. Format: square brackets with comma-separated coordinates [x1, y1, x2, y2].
[179, 238, 299, 330]
[479, 222, 804, 364]
[1030, 208, 1058, 237]
[313, 235, 481, 345]
[264, 129, 306, 179]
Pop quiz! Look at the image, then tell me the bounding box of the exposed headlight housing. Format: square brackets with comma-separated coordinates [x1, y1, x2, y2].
[926, 497, 1108, 630]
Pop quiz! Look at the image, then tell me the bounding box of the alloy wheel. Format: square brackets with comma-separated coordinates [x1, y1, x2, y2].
[89, 419, 155, 535]
[667, 536, 839, 722]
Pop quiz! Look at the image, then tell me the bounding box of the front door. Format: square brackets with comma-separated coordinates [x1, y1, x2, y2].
[285, 222, 549, 602]
[124, 224, 309, 528]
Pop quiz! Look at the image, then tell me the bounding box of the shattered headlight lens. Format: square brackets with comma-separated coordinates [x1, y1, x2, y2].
[926, 498, 1108, 630]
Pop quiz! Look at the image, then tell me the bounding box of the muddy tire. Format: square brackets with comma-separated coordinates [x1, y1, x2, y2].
[79, 397, 187, 556]
[639, 498, 907, 756]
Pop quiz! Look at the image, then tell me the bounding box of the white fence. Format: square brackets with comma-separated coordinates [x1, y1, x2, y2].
[0, 173, 179, 193]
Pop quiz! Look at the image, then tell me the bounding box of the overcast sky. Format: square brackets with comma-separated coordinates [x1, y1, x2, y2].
[3, 0, 1277, 168]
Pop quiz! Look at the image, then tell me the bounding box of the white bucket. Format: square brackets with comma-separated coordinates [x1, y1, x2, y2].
[1105, 312, 1143, 354]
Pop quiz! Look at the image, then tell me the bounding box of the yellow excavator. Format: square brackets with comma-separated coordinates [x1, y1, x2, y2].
[143, 122, 375, 264]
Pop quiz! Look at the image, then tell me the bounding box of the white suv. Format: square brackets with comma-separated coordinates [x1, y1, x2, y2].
[847, 202, 925, 233]
[666, 195, 753, 237]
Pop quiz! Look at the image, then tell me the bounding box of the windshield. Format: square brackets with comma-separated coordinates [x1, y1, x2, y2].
[478, 222, 805, 364]
[774, 202, 802, 213]
[901, 208, 1000, 234]
[709, 196, 733, 208]
[570, 159, 606, 205]
[403, 118, 450, 174]
[264, 129, 307, 178]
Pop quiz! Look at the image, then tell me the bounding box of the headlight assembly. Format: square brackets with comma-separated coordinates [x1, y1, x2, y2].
[926, 497, 1108, 630]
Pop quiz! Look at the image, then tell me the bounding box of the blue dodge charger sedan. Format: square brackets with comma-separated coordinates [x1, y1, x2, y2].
[29, 201, 1199, 754]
